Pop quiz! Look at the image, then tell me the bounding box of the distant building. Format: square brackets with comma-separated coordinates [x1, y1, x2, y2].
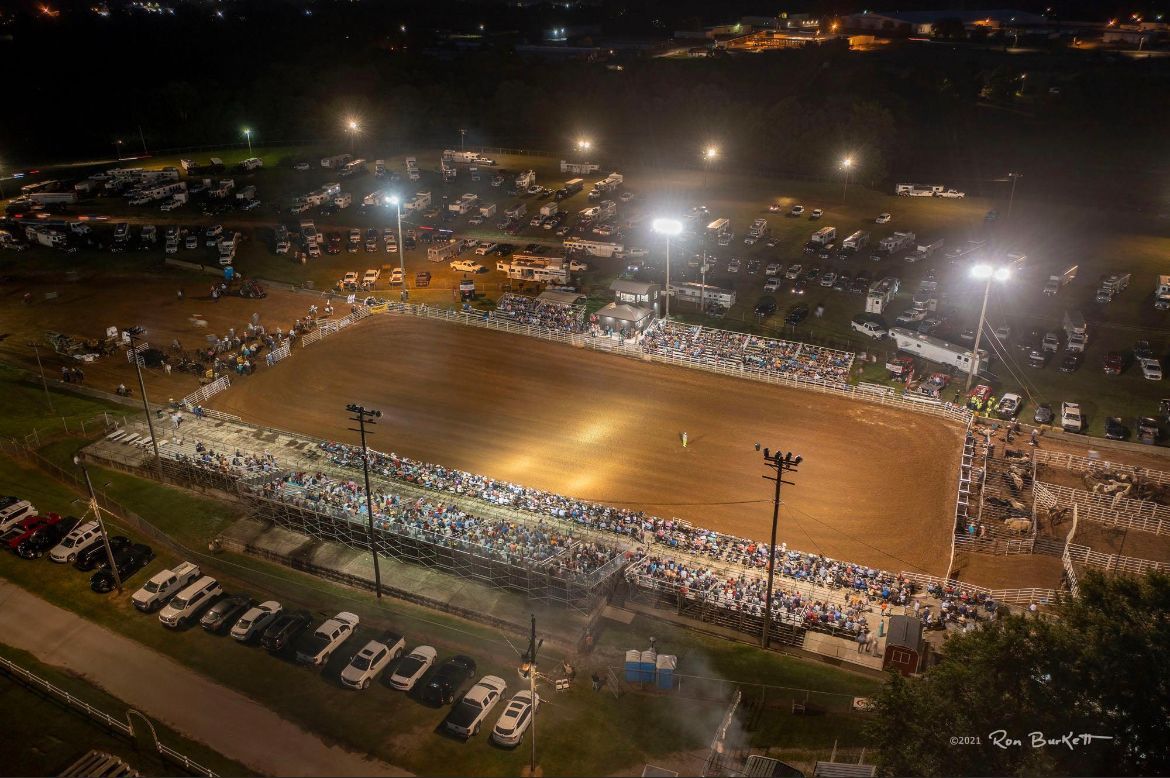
[610, 279, 661, 317]
[844, 9, 1048, 36]
[882, 615, 924, 677]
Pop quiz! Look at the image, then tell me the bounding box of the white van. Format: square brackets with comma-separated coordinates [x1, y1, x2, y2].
[159, 576, 222, 628]
[49, 520, 103, 564]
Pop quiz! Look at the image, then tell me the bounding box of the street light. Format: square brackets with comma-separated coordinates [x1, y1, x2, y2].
[126, 327, 164, 482]
[243, 128, 252, 154]
[966, 264, 1011, 391]
[760, 448, 802, 649]
[114, 139, 123, 161]
[1006, 171, 1023, 218]
[841, 157, 854, 202]
[346, 118, 360, 153]
[346, 404, 385, 599]
[385, 195, 406, 300]
[653, 218, 682, 320]
[576, 138, 592, 153]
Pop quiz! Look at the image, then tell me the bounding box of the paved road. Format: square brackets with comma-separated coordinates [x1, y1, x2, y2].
[0, 580, 409, 777]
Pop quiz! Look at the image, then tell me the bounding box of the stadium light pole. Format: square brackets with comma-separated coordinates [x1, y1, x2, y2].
[967, 264, 1011, 392]
[653, 218, 682, 320]
[346, 119, 360, 153]
[346, 404, 384, 600]
[459, 128, 466, 152]
[702, 145, 718, 188]
[840, 157, 854, 202]
[26, 341, 54, 413]
[114, 139, 123, 161]
[243, 128, 253, 154]
[127, 327, 164, 482]
[760, 448, 802, 649]
[576, 138, 592, 154]
[386, 196, 406, 300]
[75, 455, 123, 594]
[518, 614, 544, 777]
[1006, 171, 1023, 218]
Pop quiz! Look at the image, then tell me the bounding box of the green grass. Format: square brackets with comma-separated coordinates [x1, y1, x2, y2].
[0, 364, 127, 441]
[0, 643, 250, 777]
[0, 451, 882, 776]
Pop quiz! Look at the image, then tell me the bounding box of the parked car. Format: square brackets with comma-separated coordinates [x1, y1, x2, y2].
[997, 393, 1023, 419]
[74, 535, 129, 571]
[810, 208, 824, 220]
[1060, 353, 1083, 373]
[0, 497, 37, 533]
[1141, 357, 1163, 381]
[90, 543, 154, 593]
[1061, 402, 1084, 433]
[1138, 417, 1162, 445]
[259, 610, 312, 652]
[132, 561, 201, 612]
[875, 213, 892, 224]
[159, 576, 222, 628]
[784, 264, 802, 280]
[419, 655, 477, 706]
[1034, 403, 1055, 425]
[200, 594, 251, 633]
[1105, 417, 1129, 441]
[785, 304, 810, 326]
[444, 675, 507, 738]
[14, 514, 80, 559]
[340, 633, 406, 690]
[295, 612, 360, 666]
[1103, 351, 1126, 376]
[491, 689, 540, 747]
[387, 645, 438, 691]
[48, 520, 102, 564]
[231, 600, 283, 642]
[789, 205, 804, 217]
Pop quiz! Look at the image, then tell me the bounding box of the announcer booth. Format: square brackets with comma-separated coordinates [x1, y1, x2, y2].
[595, 302, 655, 334]
[882, 615, 924, 677]
[610, 279, 662, 318]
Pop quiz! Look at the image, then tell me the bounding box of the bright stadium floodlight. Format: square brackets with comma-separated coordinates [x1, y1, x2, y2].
[841, 156, 855, 201]
[653, 218, 683, 319]
[967, 264, 1012, 391]
[704, 145, 719, 161]
[243, 127, 252, 154]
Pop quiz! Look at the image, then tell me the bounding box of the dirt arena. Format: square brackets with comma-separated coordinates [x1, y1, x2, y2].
[211, 315, 965, 576]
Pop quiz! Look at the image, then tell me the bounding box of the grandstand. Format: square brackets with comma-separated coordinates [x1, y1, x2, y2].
[492, 293, 587, 333]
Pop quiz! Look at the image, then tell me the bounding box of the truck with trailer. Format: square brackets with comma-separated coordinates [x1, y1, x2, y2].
[442, 150, 479, 164]
[1155, 275, 1170, 310]
[515, 170, 536, 190]
[749, 218, 768, 238]
[1043, 265, 1078, 296]
[479, 203, 497, 217]
[241, 157, 263, 171]
[496, 256, 570, 284]
[907, 238, 943, 262]
[374, 159, 386, 178]
[505, 202, 528, 220]
[1063, 310, 1088, 352]
[563, 238, 623, 258]
[560, 160, 600, 175]
[339, 159, 366, 177]
[210, 179, 236, 198]
[334, 192, 352, 209]
[404, 191, 432, 212]
[1095, 273, 1131, 303]
[29, 191, 79, 206]
[596, 199, 617, 222]
[810, 226, 837, 246]
[427, 240, 459, 262]
[895, 183, 943, 197]
[891, 327, 987, 373]
[706, 218, 731, 240]
[539, 201, 559, 218]
[235, 185, 257, 202]
[321, 154, 353, 169]
[879, 231, 916, 255]
[556, 179, 584, 200]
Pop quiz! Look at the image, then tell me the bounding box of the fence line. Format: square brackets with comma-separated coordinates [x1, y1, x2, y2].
[180, 375, 231, 409]
[1063, 542, 1170, 576]
[953, 534, 1036, 555]
[1033, 481, 1170, 536]
[266, 342, 291, 366]
[0, 656, 218, 777]
[896, 571, 1061, 605]
[300, 306, 370, 347]
[1035, 448, 1170, 486]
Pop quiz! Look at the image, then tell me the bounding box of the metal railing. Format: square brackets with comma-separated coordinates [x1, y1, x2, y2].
[181, 375, 231, 409]
[1033, 481, 1170, 536]
[1035, 448, 1170, 486]
[896, 571, 1061, 606]
[299, 306, 370, 347]
[0, 656, 218, 777]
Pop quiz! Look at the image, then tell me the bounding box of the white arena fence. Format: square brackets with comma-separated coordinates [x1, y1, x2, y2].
[265, 342, 291, 366]
[1035, 448, 1170, 486]
[898, 571, 1060, 606]
[1033, 481, 1170, 537]
[300, 306, 371, 348]
[1063, 542, 1170, 576]
[181, 375, 231, 409]
[374, 302, 974, 426]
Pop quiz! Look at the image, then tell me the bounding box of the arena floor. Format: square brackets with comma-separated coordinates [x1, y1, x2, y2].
[211, 315, 965, 576]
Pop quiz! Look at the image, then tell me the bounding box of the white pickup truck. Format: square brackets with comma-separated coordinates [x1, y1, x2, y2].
[295, 612, 360, 666]
[451, 259, 484, 273]
[131, 561, 201, 612]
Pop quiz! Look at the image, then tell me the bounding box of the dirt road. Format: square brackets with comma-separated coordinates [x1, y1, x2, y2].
[0, 580, 409, 777]
[213, 315, 964, 576]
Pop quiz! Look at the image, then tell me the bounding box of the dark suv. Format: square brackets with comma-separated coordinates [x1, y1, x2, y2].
[419, 655, 477, 706]
[74, 535, 129, 571]
[90, 544, 154, 593]
[261, 611, 312, 653]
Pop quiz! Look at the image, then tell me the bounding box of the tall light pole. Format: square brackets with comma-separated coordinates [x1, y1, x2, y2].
[114, 139, 123, 161]
[653, 218, 682, 320]
[346, 119, 360, 153]
[518, 614, 543, 777]
[243, 128, 253, 154]
[760, 448, 802, 649]
[346, 404, 384, 599]
[702, 145, 719, 188]
[386, 196, 406, 300]
[966, 264, 1011, 391]
[459, 128, 466, 152]
[841, 157, 854, 202]
[75, 456, 122, 593]
[27, 341, 53, 413]
[1006, 171, 1023, 218]
[127, 327, 164, 482]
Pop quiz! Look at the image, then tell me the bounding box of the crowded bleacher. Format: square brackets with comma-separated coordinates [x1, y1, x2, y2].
[493, 294, 588, 334]
[640, 320, 854, 385]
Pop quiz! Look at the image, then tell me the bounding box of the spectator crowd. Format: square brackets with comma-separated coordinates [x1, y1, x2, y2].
[492, 294, 588, 334]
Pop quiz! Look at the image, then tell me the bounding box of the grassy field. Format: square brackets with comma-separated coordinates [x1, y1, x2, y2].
[6, 143, 1170, 438]
[0, 375, 880, 776]
[0, 643, 249, 777]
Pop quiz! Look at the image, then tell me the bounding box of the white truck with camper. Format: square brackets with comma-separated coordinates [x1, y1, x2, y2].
[865, 276, 901, 314]
[1063, 310, 1088, 352]
[810, 226, 836, 246]
[842, 230, 869, 253]
[443, 150, 479, 164]
[1044, 265, 1078, 296]
[892, 327, 987, 373]
[1156, 275, 1170, 310]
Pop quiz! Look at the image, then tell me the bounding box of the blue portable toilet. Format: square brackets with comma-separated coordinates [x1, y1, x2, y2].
[624, 650, 641, 682]
[639, 650, 657, 683]
[223, 265, 235, 281]
[656, 654, 676, 690]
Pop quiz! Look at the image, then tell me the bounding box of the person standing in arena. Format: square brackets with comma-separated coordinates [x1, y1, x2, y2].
[681, 431, 688, 448]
